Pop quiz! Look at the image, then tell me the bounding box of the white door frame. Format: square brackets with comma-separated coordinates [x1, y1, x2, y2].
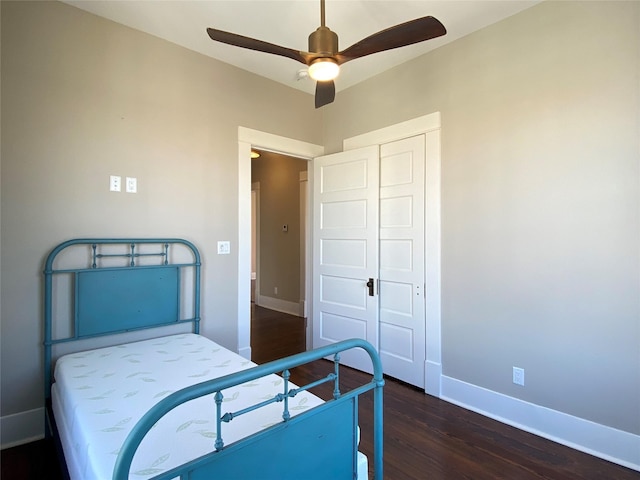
[251, 183, 260, 303]
[299, 171, 312, 349]
[343, 112, 442, 397]
[237, 127, 324, 360]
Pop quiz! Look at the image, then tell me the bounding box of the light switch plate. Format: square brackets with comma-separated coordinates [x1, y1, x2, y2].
[125, 177, 137, 193]
[109, 175, 121, 192]
[217, 241, 230, 255]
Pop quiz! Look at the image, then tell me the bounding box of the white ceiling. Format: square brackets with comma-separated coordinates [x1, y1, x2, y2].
[63, 0, 540, 95]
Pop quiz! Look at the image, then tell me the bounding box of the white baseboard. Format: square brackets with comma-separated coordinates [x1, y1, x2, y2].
[424, 360, 442, 397]
[1, 408, 45, 450]
[441, 375, 640, 472]
[256, 295, 304, 317]
[238, 345, 252, 361]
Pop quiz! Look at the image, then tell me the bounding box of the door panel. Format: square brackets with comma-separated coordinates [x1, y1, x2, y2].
[380, 239, 413, 271]
[380, 280, 414, 314]
[312, 137, 425, 386]
[320, 275, 368, 309]
[380, 322, 414, 361]
[378, 135, 426, 387]
[320, 159, 369, 192]
[321, 239, 366, 268]
[318, 311, 368, 342]
[313, 146, 379, 372]
[321, 200, 367, 229]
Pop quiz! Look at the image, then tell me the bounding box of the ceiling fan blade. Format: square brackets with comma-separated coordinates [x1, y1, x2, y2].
[336, 16, 446, 64]
[207, 28, 310, 65]
[315, 80, 335, 108]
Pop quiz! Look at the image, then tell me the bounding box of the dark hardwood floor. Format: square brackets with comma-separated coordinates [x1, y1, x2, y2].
[291, 361, 639, 480]
[250, 304, 306, 364]
[3, 306, 638, 479]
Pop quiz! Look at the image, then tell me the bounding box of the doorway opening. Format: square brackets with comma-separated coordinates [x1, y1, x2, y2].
[237, 127, 324, 362]
[250, 149, 308, 362]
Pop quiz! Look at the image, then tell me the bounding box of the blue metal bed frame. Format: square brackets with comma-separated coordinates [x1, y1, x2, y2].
[43, 238, 384, 480]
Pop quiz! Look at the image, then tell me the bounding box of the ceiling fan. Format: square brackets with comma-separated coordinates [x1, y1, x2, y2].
[207, 0, 446, 108]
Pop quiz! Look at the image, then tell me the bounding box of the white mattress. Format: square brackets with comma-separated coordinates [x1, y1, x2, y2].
[52, 333, 367, 479]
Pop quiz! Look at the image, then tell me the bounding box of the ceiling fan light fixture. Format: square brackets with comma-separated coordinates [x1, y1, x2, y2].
[308, 58, 340, 81]
[207, 0, 446, 108]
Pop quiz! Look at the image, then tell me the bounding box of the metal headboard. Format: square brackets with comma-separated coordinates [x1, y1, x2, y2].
[43, 238, 201, 401]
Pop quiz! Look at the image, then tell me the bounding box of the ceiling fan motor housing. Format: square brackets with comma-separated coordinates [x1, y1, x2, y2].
[308, 26, 338, 56]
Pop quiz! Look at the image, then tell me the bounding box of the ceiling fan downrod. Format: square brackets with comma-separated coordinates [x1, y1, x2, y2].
[307, 0, 340, 83]
[309, 0, 338, 56]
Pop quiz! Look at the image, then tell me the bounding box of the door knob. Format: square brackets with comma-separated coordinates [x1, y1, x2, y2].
[366, 278, 374, 296]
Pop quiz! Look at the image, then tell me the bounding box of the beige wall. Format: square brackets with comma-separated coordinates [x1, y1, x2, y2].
[251, 151, 307, 305]
[0, 1, 321, 419]
[324, 1, 640, 436]
[1, 0, 638, 461]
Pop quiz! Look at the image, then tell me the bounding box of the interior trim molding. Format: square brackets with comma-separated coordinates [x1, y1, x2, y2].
[238, 127, 324, 159]
[257, 295, 304, 317]
[343, 112, 441, 150]
[237, 346, 252, 361]
[237, 127, 323, 360]
[441, 375, 640, 472]
[0, 408, 45, 450]
[425, 360, 442, 396]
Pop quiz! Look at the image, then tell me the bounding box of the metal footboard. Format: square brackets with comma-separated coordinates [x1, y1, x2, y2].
[112, 338, 384, 480]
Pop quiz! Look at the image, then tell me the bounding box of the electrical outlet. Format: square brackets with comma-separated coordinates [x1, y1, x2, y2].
[274, 286, 278, 295]
[513, 367, 525, 386]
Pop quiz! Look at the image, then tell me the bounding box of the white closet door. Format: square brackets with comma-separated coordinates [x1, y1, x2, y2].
[312, 137, 426, 386]
[378, 135, 426, 387]
[312, 146, 379, 372]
